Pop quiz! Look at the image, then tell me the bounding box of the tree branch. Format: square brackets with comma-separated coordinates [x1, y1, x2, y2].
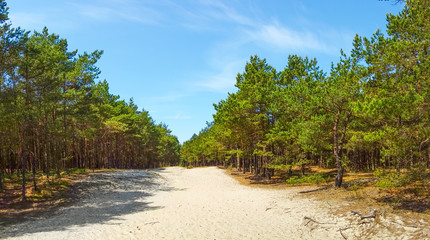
[320, 105, 336, 114]
[351, 209, 376, 220]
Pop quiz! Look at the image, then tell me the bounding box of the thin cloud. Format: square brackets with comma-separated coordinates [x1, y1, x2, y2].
[250, 23, 334, 53]
[199, 0, 253, 26]
[71, 0, 164, 25]
[195, 72, 236, 93]
[193, 59, 243, 93]
[160, 0, 254, 30]
[184, 1, 354, 93]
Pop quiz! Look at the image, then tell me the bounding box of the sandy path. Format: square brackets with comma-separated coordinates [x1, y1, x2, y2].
[1, 167, 428, 239]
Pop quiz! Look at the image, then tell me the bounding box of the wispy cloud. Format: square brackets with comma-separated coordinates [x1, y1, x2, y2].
[71, 0, 164, 25]
[197, 0, 253, 26]
[250, 23, 331, 53]
[245, 20, 353, 55]
[179, 0, 354, 93]
[193, 58, 243, 93]
[144, 0, 253, 31]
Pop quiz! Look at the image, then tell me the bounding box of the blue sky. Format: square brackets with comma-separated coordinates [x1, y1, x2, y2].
[7, 0, 404, 143]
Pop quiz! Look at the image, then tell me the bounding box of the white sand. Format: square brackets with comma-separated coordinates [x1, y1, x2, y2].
[2, 167, 428, 239]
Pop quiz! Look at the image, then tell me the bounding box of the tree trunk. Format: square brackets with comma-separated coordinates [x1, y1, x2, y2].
[333, 115, 343, 188]
[264, 155, 270, 179]
[20, 130, 26, 202]
[32, 129, 38, 191]
[236, 149, 240, 172]
[334, 109, 351, 187]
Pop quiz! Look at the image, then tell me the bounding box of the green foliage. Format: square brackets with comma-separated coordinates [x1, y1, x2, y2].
[66, 168, 86, 174]
[286, 172, 330, 185]
[0, 0, 181, 200]
[181, 0, 430, 186]
[2, 0, 430, 197]
[409, 163, 428, 182]
[375, 175, 409, 188]
[268, 163, 292, 171]
[374, 168, 410, 188]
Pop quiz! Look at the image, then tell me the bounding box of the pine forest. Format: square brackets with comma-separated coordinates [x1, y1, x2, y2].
[180, 0, 430, 188]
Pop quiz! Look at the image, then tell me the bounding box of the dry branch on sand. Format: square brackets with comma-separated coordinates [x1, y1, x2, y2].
[351, 209, 376, 220]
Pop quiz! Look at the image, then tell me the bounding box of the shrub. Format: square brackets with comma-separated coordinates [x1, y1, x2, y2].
[374, 168, 411, 188]
[409, 163, 428, 182]
[286, 172, 330, 185]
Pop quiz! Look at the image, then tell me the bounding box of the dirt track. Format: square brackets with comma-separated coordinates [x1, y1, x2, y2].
[1, 170, 167, 239]
[1, 167, 428, 239]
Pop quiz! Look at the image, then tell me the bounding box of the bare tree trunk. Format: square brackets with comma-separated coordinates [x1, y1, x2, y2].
[236, 147, 240, 171]
[334, 110, 351, 187]
[20, 129, 26, 202]
[32, 130, 38, 191]
[334, 114, 344, 188]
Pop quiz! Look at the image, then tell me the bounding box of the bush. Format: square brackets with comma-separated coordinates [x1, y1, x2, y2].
[409, 163, 428, 182]
[286, 172, 330, 185]
[373, 168, 411, 188]
[66, 168, 86, 174]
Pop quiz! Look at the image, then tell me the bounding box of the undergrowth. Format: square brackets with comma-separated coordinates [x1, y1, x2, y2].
[374, 165, 429, 188]
[286, 172, 330, 185]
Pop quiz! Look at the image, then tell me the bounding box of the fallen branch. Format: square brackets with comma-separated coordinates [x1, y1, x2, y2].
[304, 216, 319, 226]
[390, 221, 419, 229]
[339, 230, 347, 240]
[304, 216, 336, 226]
[337, 227, 351, 240]
[351, 209, 376, 220]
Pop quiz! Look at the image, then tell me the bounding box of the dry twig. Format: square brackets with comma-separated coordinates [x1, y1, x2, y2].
[338, 227, 352, 240]
[351, 209, 376, 220]
[304, 216, 336, 226]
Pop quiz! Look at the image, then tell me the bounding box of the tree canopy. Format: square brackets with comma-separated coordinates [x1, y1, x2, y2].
[0, 0, 180, 200]
[181, 0, 429, 187]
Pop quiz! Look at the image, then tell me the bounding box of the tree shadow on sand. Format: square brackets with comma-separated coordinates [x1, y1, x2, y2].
[0, 169, 182, 238]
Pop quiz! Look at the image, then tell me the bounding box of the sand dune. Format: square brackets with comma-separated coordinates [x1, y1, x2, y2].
[2, 167, 428, 239]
